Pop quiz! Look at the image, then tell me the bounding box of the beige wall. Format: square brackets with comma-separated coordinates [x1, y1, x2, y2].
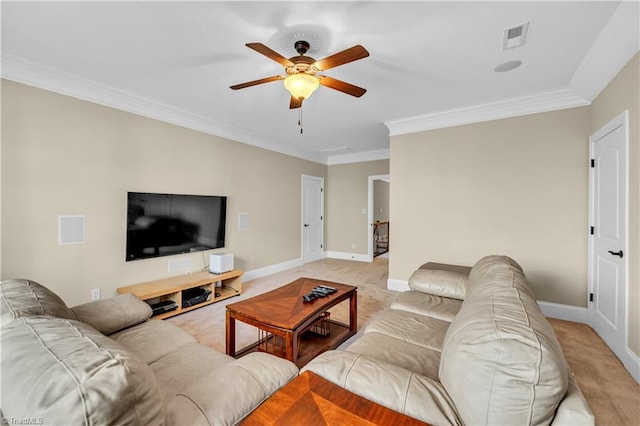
[326, 160, 389, 255]
[590, 53, 639, 356]
[390, 107, 591, 307]
[374, 180, 390, 223]
[1, 80, 326, 306]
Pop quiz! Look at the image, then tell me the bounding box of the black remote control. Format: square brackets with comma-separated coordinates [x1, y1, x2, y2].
[317, 285, 337, 292]
[302, 285, 338, 302]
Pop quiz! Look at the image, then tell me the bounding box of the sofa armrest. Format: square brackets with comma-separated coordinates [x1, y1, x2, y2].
[70, 294, 152, 335]
[551, 372, 595, 425]
[167, 352, 298, 425]
[302, 350, 461, 426]
[408, 267, 468, 300]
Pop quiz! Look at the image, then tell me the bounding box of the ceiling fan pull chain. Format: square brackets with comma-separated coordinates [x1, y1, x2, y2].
[299, 106, 303, 134]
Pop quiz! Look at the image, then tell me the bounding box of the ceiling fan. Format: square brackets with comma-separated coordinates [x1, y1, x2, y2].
[230, 40, 369, 109]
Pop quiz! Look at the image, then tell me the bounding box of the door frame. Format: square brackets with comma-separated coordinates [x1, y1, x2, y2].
[301, 174, 325, 263]
[367, 174, 390, 262]
[588, 110, 635, 379]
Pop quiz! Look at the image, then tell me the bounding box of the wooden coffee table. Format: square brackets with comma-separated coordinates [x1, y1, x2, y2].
[241, 371, 429, 425]
[226, 277, 357, 368]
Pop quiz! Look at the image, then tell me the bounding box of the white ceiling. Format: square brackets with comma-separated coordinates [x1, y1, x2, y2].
[2, 1, 638, 164]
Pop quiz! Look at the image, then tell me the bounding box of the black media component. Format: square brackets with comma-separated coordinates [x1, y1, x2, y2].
[182, 287, 212, 308]
[148, 300, 178, 316]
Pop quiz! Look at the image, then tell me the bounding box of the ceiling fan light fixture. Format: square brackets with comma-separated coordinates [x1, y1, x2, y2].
[284, 73, 320, 100]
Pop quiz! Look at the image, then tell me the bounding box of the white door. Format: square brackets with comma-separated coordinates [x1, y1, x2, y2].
[590, 111, 627, 363]
[302, 175, 324, 263]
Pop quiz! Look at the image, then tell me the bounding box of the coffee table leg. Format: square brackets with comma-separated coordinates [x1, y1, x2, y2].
[286, 331, 297, 364]
[350, 292, 358, 334]
[226, 310, 236, 357]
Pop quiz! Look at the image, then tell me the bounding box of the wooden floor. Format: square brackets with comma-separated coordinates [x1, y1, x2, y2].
[169, 257, 640, 425]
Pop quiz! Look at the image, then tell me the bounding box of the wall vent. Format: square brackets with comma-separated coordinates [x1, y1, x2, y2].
[503, 22, 529, 50]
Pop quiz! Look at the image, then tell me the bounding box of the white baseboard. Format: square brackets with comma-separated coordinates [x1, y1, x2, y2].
[243, 258, 303, 282]
[623, 348, 640, 384]
[537, 301, 589, 323]
[387, 278, 409, 292]
[325, 251, 370, 263]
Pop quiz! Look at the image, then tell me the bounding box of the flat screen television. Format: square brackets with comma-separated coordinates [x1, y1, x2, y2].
[126, 192, 227, 261]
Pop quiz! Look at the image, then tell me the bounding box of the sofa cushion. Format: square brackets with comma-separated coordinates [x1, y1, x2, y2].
[364, 309, 450, 352]
[419, 261, 472, 276]
[110, 319, 198, 364]
[1, 315, 164, 425]
[150, 342, 234, 403]
[390, 291, 463, 322]
[0, 279, 77, 325]
[408, 268, 468, 300]
[70, 294, 152, 335]
[439, 256, 568, 425]
[346, 331, 441, 379]
[466, 254, 534, 298]
[167, 352, 299, 426]
[302, 350, 461, 426]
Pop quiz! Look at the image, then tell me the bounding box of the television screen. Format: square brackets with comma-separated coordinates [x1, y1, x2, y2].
[126, 192, 227, 261]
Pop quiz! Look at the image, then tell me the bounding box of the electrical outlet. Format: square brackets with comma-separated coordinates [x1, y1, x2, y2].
[351, 243, 356, 249]
[91, 288, 101, 301]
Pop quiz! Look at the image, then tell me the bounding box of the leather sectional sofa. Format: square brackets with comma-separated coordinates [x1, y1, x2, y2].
[0, 279, 298, 425]
[303, 255, 595, 425]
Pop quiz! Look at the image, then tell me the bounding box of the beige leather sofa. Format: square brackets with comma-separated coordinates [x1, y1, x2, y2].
[303, 255, 595, 425]
[0, 279, 298, 425]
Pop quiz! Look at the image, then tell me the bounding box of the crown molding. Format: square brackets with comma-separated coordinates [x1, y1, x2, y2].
[384, 87, 590, 136]
[569, 1, 640, 102]
[1, 53, 326, 165]
[385, 1, 638, 138]
[327, 148, 390, 165]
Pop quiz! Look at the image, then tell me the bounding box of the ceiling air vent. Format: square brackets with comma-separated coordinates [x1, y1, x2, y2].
[503, 22, 529, 50]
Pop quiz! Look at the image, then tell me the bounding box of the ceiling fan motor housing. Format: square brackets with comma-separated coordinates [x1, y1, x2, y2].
[287, 41, 318, 75]
[294, 40, 310, 55]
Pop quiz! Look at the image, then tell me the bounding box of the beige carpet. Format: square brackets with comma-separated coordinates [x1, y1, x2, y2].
[168, 257, 640, 425]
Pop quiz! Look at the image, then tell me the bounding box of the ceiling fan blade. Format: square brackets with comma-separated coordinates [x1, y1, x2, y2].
[318, 76, 367, 97]
[314, 45, 369, 71]
[289, 96, 303, 109]
[230, 75, 284, 90]
[246, 42, 294, 67]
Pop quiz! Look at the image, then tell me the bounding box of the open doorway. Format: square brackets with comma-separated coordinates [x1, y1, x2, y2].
[367, 174, 390, 262]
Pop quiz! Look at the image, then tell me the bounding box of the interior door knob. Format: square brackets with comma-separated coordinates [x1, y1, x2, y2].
[304, 224, 309, 227]
[608, 250, 624, 258]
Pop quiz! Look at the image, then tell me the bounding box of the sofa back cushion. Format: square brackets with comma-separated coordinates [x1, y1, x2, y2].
[71, 294, 152, 335]
[1, 315, 164, 425]
[439, 255, 568, 425]
[1, 279, 77, 326]
[408, 269, 468, 300]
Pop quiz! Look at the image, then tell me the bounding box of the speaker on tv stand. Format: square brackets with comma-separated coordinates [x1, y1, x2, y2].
[209, 253, 234, 274]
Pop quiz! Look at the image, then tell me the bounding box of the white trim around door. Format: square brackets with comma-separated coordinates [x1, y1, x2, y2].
[367, 174, 390, 262]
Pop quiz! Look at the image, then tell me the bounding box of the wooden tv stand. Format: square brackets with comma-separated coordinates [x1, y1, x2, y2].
[117, 270, 242, 319]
